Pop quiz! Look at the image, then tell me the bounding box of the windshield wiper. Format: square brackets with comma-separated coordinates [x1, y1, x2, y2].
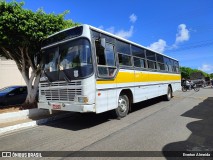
[58, 54, 72, 83]
[58, 66, 71, 83]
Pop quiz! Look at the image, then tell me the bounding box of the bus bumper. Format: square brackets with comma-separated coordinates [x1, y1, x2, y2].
[38, 102, 96, 113]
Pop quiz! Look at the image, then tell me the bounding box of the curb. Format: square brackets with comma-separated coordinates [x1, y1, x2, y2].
[0, 112, 72, 135]
[0, 108, 49, 123]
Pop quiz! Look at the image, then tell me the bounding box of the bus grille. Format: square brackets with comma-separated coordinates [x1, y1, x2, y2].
[40, 81, 82, 101]
[40, 81, 81, 87]
[41, 88, 81, 101]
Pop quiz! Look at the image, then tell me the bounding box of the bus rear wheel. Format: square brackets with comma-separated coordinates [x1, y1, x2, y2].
[114, 95, 129, 119]
[164, 86, 172, 101]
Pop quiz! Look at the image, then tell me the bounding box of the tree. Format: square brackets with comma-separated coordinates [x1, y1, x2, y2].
[180, 67, 193, 79]
[180, 66, 210, 79]
[0, 1, 77, 106]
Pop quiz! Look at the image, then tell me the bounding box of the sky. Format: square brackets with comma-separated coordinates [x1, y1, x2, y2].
[10, 0, 213, 73]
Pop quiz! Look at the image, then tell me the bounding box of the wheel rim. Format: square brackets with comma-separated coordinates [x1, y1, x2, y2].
[118, 97, 127, 113]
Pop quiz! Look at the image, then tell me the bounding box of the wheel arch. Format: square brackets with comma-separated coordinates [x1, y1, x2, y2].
[119, 89, 133, 112]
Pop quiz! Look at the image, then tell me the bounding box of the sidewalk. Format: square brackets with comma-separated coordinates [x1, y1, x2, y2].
[0, 108, 72, 135]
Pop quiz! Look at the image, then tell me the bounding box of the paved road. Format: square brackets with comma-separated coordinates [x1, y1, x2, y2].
[0, 87, 213, 160]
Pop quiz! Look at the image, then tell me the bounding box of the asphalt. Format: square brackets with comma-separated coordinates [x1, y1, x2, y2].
[0, 87, 212, 160]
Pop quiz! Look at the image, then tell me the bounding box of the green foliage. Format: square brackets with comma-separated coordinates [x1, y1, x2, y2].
[210, 73, 213, 79]
[0, 1, 77, 57]
[0, 0, 78, 104]
[180, 66, 210, 79]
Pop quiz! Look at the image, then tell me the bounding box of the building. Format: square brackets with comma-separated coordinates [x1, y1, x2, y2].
[0, 57, 25, 89]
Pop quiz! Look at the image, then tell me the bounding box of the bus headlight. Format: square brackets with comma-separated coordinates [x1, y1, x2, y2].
[77, 96, 88, 103]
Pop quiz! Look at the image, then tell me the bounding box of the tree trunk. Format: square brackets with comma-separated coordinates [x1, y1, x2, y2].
[1, 46, 41, 108]
[21, 69, 41, 108]
[25, 88, 37, 104]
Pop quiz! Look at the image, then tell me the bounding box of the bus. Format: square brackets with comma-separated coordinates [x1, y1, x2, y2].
[38, 24, 181, 118]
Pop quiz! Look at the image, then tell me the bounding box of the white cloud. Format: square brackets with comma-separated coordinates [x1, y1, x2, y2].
[97, 13, 137, 39]
[115, 26, 134, 39]
[198, 64, 213, 73]
[147, 39, 167, 53]
[129, 14, 137, 23]
[148, 24, 190, 52]
[175, 24, 190, 44]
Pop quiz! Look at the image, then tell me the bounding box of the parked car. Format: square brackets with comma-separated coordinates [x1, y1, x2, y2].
[0, 86, 27, 107]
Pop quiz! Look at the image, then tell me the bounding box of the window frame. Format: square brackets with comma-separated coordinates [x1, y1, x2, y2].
[147, 60, 157, 70]
[118, 52, 133, 67]
[133, 56, 147, 70]
[95, 38, 118, 79]
[91, 29, 180, 75]
[116, 40, 131, 55]
[132, 45, 145, 58]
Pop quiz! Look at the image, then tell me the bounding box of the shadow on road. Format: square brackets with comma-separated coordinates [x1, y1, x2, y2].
[162, 97, 213, 159]
[44, 96, 165, 131]
[131, 96, 164, 113]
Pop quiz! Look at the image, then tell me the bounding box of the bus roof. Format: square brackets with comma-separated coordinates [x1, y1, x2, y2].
[45, 24, 178, 61]
[88, 24, 178, 61]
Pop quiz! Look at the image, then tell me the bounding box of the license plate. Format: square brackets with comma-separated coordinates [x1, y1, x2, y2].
[52, 104, 61, 109]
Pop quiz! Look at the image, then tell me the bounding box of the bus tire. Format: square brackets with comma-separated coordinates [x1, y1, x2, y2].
[114, 95, 129, 119]
[164, 86, 172, 101]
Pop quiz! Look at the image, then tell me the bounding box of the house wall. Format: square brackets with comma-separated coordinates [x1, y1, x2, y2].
[0, 59, 25, 88]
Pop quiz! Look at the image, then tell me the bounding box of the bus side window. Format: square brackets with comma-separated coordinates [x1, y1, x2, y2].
[95, 41, 106, 65]
[118, 54, 132, 66]
[95, 40, 116, 78]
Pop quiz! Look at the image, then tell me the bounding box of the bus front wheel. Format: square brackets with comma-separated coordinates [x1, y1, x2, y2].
[114, 95, 129, 119]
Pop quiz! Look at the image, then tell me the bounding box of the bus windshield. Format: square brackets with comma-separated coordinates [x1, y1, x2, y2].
[42, 38, 93, 80]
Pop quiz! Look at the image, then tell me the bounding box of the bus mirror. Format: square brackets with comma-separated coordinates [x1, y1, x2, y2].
[100, 38, 106, 48]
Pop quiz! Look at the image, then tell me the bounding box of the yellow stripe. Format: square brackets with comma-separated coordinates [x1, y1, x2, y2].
[97, 71, 181, 84]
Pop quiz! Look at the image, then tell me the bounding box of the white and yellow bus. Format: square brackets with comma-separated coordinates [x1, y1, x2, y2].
[38, 24, 181, 118]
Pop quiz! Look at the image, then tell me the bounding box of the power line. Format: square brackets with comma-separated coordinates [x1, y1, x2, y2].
[168, 41, 213, 53]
